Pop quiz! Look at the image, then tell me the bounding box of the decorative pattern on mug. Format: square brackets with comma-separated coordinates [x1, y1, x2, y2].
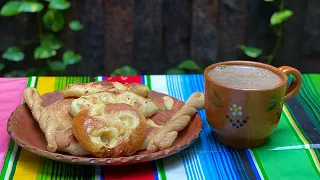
[229, 104, 242, 116]
[211, 88, 224, 107]
[267, 95, 284, 112]
[226, 115, 249, 129]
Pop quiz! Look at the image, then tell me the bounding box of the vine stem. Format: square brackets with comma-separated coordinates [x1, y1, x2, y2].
[280, 0, 284, 9]
[267, 24, 282, 64]
[266, 0, 285, 64]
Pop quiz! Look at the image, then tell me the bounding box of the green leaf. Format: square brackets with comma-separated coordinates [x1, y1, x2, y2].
[166, 68, 185, 74]
[0, 1, 20, 16]
[26, 68, 48, 76]
[63, 50, 82, 65]
[48, 61, 66, 71]
[270, 10, 293, 25]
[41, 33, 63, 50]
[212, 88, 222, 102]
[2, 46, 24, 62]
[177, 60, 203, 73]
[211, 88, 224, 107]
[4, 70, 26, 77]
[264, 0, 274, 2]
[266, 104, 277, 112]
[18, 1, 44, 13]
[69, 20, 84, 31]
[111, 66, 138, 76]
[34, 45, 57, 59]
[0, 63, 5, 71]
[237, 45, 263, 58]
[49, 0, 71, 10]
[43, 9, 64, 32]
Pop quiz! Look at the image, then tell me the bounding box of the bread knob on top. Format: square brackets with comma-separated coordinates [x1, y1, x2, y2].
[69, 90, 159, 118]
[72, 103, 147, 158]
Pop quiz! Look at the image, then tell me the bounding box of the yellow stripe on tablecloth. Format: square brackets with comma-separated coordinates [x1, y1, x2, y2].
[13, 77, 56, 180]
[36, 77, 56, 95]
[11, 151, 41, 180]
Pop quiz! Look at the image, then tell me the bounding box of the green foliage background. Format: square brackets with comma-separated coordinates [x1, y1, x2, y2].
[0, 0, 292, 77]
[0, 0, 84, 77]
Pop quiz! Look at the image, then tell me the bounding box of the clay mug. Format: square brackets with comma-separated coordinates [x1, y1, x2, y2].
[203, 60, 302, 148]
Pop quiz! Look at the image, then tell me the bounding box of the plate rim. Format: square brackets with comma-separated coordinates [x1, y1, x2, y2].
[7, 91, 203, 166]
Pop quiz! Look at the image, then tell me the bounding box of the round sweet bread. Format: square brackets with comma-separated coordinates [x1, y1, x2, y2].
[72, 103, 147, 158]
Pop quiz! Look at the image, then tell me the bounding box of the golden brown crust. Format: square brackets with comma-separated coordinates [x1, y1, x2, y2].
[72, 104, 147, 158]
[61, 81, 150, 98]
[146, 92, 205, 152]
[125, 83, 150, 97]
[69, 90, 159, 118]
[23, 87, 90, 155]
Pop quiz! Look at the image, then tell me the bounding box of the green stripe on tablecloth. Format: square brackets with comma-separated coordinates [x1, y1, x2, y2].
[301, 75, 320, 119]
[61, 163, 66, 180]
[157, 160, 167, 180]
[36, 158, 45, 180]
[251, 105, 320, 179]
[51, 162, 57, 180]
[146, 75, 152, 90]
[305, 74, 320, 99]
[0, 141, 15, 179]
[56, 161, 62, 180]
[9, 148, 21, 180]
[34, 76, 39, 88]
[296, 93, 320, 132]
[285, 105, 320, 177]
[300, 80, 320, 119]
[297, 75, 320, 160]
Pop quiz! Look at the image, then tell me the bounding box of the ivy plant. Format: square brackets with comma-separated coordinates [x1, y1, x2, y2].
[166, 60, 204, 74]
[237, 0, 293, 64]
[0, 0, 84, 77]
[111, 66, 138, 76]
[110, 60, 203, 76]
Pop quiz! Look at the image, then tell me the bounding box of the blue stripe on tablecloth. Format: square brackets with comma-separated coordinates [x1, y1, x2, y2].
[166, 75, 204, 180]
[186, 74, 239, 180]
[192, 74, 259, 180]
[166, 75, 195, 180]
[152, 161, 160, 180]
[245, 150, 262, 180]
[166, 74, 242, 180]
[141, 75, 145, 85]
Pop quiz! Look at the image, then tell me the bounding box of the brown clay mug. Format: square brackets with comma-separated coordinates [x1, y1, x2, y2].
[204, 60, 302, 148]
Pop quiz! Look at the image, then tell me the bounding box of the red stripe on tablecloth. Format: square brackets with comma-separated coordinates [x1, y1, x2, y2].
[0, 78, 28, 173]
[104, 162, 155, 180]
[104, 76, 142, 84]
[103, 75, 156, 180]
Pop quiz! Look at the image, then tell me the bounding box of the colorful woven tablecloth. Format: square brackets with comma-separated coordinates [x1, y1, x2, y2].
[0, 74, 319, 180]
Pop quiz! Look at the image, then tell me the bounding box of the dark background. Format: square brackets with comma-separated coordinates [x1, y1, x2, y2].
[0, 0, 319, 76]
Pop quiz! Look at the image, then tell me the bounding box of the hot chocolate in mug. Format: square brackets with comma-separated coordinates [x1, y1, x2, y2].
[204, 60, 302, 148]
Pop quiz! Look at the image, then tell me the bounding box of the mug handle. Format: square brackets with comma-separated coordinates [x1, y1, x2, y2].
[278, 66, 302, 101]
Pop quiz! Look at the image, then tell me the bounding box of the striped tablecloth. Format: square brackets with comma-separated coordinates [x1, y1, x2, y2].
[0, 74, 319, 180]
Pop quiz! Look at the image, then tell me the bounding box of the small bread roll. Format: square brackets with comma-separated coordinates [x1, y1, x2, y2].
[72, 103, 147, 158]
